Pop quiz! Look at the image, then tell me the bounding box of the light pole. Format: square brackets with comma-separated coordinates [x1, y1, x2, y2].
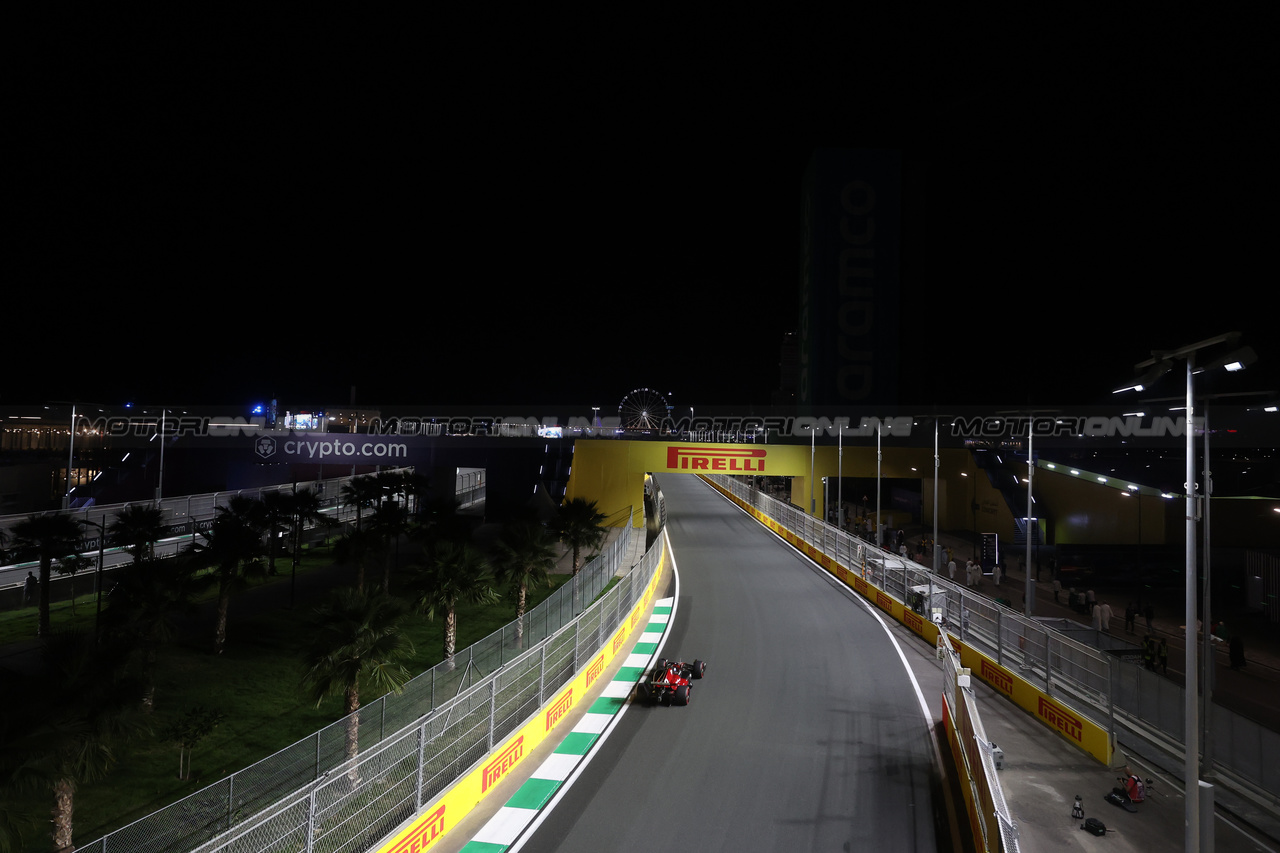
[809, 424, 816, 516]
[1116, 332, 1256, 853]
[83, 517, 107, 640]
[875, 419, 882, 548]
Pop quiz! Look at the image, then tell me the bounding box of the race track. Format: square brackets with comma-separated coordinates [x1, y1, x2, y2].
[516, 474, 947, 852]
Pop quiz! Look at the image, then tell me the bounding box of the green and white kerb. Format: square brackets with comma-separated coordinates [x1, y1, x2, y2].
[459, 597, 675, 852]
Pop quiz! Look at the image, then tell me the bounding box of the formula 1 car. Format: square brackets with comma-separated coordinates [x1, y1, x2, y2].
[636, 658, 707, 706]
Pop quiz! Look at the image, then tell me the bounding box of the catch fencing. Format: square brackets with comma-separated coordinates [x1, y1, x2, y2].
[708, 474, 1280, 798]
[75, 510, 644, 853]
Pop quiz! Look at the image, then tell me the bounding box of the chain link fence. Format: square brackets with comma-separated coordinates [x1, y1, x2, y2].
[708, 474, 1280, 796]
[76, 504, 648, 853]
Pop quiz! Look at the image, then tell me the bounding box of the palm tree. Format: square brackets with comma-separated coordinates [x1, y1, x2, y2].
[0, 630, 145, 853]
[11, 513, 85, 638]
[188, 496, 267, 655]
[100, 558, 201, 713]
[108, 503, 166, 564]
[406, 540, 498, 669]
[333, 528, 386, 595]
[259, 491, 294, 576]
[401, 471, 431, 523]
[552, 497, 607, 575]
[54, 553, 93, 616]
[286, 486, 326, 606]
[366, 501, 410, 593]
[492, 521, 557, 649]
[300, 587, 413, 780]
[340, 475, 381, 533]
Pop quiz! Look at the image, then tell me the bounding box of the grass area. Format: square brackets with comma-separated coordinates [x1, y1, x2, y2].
[1, 548, 573, 851]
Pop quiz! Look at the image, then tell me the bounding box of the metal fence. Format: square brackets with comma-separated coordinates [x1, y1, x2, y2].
[0, 466, 493, 604]
[941, 639, 1019, 853]
[75, 507, 646, 853]
[707, 474, 1280, 797]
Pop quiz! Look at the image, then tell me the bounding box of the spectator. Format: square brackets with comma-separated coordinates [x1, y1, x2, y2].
[948, 556, 957, 581]
[1230, 635, 1246, 670]
[23, 571, 37, 606]
[1099, 601, 1114, 634]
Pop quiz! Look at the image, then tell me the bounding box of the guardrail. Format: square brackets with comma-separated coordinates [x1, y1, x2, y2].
[706, 475, 1280, 801]
[941, 639, 1020, 853]
[76, 508, 645, 853]
[0, 467, 491, 607]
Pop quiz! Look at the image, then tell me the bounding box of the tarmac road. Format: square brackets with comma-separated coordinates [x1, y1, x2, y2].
[513, 474, 950, 853]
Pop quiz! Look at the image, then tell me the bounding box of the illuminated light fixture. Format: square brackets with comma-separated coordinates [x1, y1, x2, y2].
[1097, 477, 1108, 483]
[1070, 469, 1080, 475]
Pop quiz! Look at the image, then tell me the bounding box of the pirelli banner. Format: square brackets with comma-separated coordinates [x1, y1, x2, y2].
[375, 536, 668, 853]
[564, 441, 824, 528]
[701, 475, 1114, 766]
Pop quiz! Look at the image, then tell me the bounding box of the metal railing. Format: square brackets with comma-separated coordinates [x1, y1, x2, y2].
[707, 474, 1280, 797]
[0, 467, 497, 604]
[76, 507, 648, 853]
[942, 640, 1019, 853]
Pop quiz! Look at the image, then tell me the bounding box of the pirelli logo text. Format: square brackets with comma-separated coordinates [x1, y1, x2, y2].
[612, 628, 626, 655]
[981, 660, 1013, 698]
[546, 691, 573, 730]
[586, 655, 605, 689]
[904, 610, 923, 635]
[876, 591, 892, 612]
[389, 804, 446, 853]
[482, 737, 524, 792]
[1038, 697, 1083, 743]
[666, 446, 767, 472]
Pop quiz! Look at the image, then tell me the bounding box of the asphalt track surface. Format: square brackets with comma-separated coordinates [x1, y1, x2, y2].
[514, 474, 947, 853]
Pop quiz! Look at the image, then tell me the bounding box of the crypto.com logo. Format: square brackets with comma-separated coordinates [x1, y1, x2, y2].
[255, 437, 277, 459]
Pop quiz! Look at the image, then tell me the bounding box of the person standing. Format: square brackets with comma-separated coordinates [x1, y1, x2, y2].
[1100, 601, 1114, 634]
[1158, 638, 1169, 675]
[948, 556, 957, 581]
[23, 571, 37, 606]
[1145, 603, 1154, 633]
[1230, 634, 1246, 670]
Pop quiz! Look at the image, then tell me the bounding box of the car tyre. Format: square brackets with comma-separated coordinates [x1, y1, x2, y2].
[690, 660, 706, 679]
[674, 685, 690, 705]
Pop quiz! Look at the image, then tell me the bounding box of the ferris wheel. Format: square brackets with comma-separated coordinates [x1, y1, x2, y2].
[618, 388, 669, 430]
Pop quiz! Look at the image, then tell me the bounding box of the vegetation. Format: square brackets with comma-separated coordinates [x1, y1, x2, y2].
[553, 497, 607, 575]
[10, 513, 85, 638]
[0, 478, 609, 852]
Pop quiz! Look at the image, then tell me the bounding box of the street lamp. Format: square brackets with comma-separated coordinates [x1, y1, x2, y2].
[1115, 331, 1256, 853]
[82, 517, 107, 640]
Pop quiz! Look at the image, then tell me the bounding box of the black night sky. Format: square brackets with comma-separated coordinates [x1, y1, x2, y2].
[8, 10, 1277, 415]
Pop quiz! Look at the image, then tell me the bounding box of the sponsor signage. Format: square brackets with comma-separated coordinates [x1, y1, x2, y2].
[665, 446, 767, 472]
[1037, 696, 1084, 744]
[546, 691, 574, 730]
[481, 737, 524, 793]
[387, 804, 445, 853]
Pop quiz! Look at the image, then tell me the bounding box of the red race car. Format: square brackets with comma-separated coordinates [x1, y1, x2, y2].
[636, 658, 707, 706]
